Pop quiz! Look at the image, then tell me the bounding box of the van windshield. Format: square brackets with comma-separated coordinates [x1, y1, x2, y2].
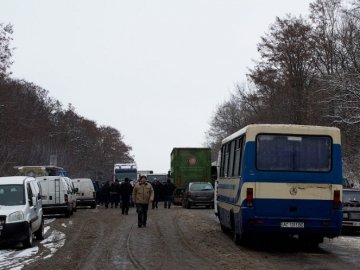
[0, 184, 25, 206]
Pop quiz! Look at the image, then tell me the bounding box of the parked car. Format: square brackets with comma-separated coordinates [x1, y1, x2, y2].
[37, 176, 73, 217]
[0, 176, 44, 248]
[72, 178, 96, 209]
[182, 182, 214, 209]
[342, 188, 360, 233]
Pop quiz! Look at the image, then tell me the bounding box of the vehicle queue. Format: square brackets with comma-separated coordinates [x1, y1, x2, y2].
[1, 124, 360, 250]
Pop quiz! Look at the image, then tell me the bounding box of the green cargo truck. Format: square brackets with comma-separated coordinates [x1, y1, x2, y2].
[170, 147, 212, 204]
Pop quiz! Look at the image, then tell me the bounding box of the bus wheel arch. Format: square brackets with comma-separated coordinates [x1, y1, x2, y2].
[231, 210, 244, 244]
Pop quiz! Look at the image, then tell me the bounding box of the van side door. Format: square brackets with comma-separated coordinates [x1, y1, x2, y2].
[26, 182, 39, 228]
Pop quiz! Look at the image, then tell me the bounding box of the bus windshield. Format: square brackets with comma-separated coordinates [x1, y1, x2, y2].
[256, 134, 332, 172]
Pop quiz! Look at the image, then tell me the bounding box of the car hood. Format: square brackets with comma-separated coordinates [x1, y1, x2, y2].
[0, 205, 26, 216]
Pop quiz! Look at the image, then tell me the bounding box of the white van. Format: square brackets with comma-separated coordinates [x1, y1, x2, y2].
[0, 176, 44, 248]
[37, 176, 73, 217]
[72, 178, 96, 208]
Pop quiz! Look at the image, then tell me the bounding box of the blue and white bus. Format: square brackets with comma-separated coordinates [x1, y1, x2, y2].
[216, 124, 343, 245]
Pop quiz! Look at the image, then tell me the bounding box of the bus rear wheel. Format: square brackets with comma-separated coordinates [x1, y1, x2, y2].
[233, 230, 242, 244]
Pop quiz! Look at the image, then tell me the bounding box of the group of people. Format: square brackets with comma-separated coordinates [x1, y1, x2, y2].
[98, 175, 176, 228]
[97, 178, 133, 215]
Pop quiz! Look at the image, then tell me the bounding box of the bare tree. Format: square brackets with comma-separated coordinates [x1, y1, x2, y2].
[0, 23, 13, 79]
[249, 15, 317, 124]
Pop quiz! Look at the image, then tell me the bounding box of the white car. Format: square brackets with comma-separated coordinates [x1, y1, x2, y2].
[0, 176, 44, 248]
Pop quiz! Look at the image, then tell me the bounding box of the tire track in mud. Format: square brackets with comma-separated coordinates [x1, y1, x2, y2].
[149, 207, 216, 270]
[172, 207, 268, 270]
[82, 207, 136, 270]
[80, 213, 105, 270]
[171, 208, 217, 269]
[126, 213, 172, 270]
[126, 224, 145, 270]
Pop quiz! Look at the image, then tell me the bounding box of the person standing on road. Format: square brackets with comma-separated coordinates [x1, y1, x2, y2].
[132, 175, 154, 228]
[101, 181, 111, 208]
[151, 179, 161, 209]
[120, 178, 133, 215]
[163, 179, 176, 209]
[110, 179, 121, 208]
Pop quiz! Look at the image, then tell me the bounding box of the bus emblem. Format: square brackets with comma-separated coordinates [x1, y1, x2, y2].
[289, 187, 298, 196]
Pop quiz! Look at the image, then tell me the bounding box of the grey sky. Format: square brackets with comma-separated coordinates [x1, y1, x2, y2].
[1, 0, 312, 173]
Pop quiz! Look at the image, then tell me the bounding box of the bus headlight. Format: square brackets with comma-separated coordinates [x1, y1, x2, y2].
[7, 211, 25, 223]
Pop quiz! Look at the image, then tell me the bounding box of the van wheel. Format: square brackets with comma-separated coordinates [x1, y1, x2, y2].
[23, 225, 33, 248]
[91, 203, 96, 209]
[65, 209, 71, 218]
[34, 218, 44, 240]
[186, 202, 191, 209]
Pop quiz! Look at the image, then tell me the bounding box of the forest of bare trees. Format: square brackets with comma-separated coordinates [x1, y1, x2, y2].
[1, 0, 360, 184]
[206, 0, 360, 184]
[0, 24, 133, 181]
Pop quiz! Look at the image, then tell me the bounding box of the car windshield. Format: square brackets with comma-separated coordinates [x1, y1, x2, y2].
[0, 184, 25, 206]
[343, 190, 360, 202]
[190, 183, 213, 191]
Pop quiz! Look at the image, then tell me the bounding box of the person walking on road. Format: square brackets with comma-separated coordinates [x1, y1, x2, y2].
[151, 179, 162, 209]
[110, 179, 121, 208]
[163, 179, 176, 209]
[101, 181, 111, 208]
[132, 175, 154, 228]
[120, 178, 133, 215]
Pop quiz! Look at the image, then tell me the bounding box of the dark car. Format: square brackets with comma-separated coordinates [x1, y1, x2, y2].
[342, 188, 360, 233]
[182, 182, 214, 209]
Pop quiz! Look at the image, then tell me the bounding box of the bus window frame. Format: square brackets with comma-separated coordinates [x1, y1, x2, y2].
[255, 133, 333, 173]
[219, 135, 245, 179]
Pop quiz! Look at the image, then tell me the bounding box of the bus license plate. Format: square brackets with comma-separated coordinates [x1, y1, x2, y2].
[281, 222, 304, 228]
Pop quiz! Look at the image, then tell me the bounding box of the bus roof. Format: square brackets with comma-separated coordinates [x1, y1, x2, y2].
[222, 124, 341, 145]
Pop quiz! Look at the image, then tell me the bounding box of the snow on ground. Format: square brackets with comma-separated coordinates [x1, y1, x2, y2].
[0, 218, 66, 269]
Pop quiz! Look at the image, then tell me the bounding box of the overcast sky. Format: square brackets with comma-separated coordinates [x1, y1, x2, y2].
[1, 0, 313, 173]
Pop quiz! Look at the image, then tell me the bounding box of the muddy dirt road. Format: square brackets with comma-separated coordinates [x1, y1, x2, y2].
[13, 204, 360, 270]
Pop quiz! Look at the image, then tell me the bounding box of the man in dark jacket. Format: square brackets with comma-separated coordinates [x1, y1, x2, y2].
[100, 181, 111, 208]
[120, 178, 133, 215]
[163, 179, 176, 209]
[110, 179, 121, 208]
[151, 179, 162, 209]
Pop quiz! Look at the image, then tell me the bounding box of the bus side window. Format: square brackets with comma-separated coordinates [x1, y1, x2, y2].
[220, 145, 225, 177]
[234, 137, 242, 177]
[224, 144, 230, 178]
[228, 140, 236, 177]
